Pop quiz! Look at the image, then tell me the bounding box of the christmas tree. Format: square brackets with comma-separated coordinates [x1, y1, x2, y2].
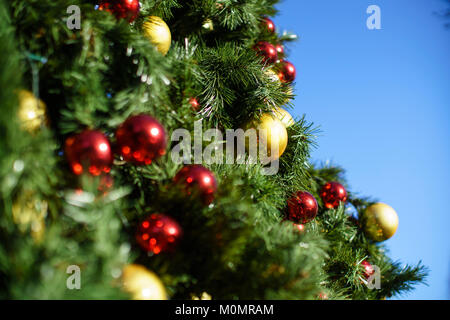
[0, 0, 427, 300]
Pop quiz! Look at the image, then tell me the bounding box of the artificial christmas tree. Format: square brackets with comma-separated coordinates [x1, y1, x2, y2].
[0, 0, 426, 301]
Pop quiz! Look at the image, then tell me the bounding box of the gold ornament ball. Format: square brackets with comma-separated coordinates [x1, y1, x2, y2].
[360, 203, 399, 242]
[12, 190, 48, 243]
[202, 18, 214, 31]
[273, 107, 294, 128]
[244, 113, 288, 161]
[17, 90, 47, 132]
[142, 16, 171, 56]
[122, 264, 167, 300]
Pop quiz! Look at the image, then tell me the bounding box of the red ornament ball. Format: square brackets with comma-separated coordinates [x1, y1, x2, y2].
[116, 114, 167, 165]
[275, 44, 284, 55]
[254, 41, 278, 64]
[136, 214, 182, 254]
[174, 165, 217, 205]
[320, 181, 348, 209]
[189, 97, 200, 111]
[294, 223, 305, 233]
[278, 60, 297, 83]
[98, 0, 140, 23]
[287, 191, 318, 224]
[262, 17, 275, 33]
[65, 130, 113, 176]
[361, 260, 375, 279]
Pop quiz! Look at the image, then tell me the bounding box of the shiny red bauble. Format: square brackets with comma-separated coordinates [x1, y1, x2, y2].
[65, 130, 113, 176]
[174, 165, 217, 205]
[320, 181, 348, 209]
[361, 260, 375, 279]
[275, 44, 284, 55]
[116, 114, 167, 165]
[254, 41, 278, 64]
[98, 0, 140, 23]
[278, 60, 297, 83]
[189, 97, 200, 111]
[262, 17, 275, 33]
[136, 214, 182, 254]
[287, 191, 318, 224]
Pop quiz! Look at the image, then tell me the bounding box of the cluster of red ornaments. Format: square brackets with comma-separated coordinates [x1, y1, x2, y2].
[98, 0, 140, 23]
[64, 114, 167, 176]
[134, 164, 217, 254]
[285, 181, 348, 225]
[255, 17, 297, 83]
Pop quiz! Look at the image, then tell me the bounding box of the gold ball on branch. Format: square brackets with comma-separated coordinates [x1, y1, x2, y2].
[17, 90, 47, 132]
[273, 107, 294, 128]
[244, 113, 288, 161]
[360, 203, 399, 242]
[122, 264, 167, 300]
[142, 16, 171, 56]
[12, 190, 48, 243]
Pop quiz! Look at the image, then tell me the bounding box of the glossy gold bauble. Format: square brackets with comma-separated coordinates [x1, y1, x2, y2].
[244, 113, 288, 161]
[17, 90, 47, 132]
[273, 107, 294, 127]
[142, 16, 171, 55]
[12, 190, 48, 243]
[122, 264, 167, 300]
[360, 203, 399, 242]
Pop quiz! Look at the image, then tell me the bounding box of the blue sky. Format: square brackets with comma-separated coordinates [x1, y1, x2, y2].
[273, 0, 450, 299]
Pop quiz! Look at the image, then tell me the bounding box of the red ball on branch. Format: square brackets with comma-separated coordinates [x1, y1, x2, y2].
[287, 191, 318, 224]
[320, 181, 348, 209]
[253, 41, 278, 64]
[262, 17, 275, 33]
[278, 60, 297, 83]
[275, 44, 284, 55]
[98, 0, 140, 23]
[189, 97, 200, 111]
[64, 130, 113, 176]
[361, 260, 375, 279]
[115, 114, 167, 165]
[174, 165, 217, 205]
[136, 213, 182, 254]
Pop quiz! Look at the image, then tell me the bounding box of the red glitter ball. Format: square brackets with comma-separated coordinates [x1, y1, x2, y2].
[278, 60, 297, 83]
[254, 41, 278, 64]
[64, 130, 113, 176]
[174, 165, 217, 205]
[361, 260, 375, 279]
[262, 17, 275, 33]
[98, 0, 140, 23]
[136, 214, 182, 254]
[320, 181, 348, 209]
[287, 191, 318, 224]
[115, 114, 167, 165]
